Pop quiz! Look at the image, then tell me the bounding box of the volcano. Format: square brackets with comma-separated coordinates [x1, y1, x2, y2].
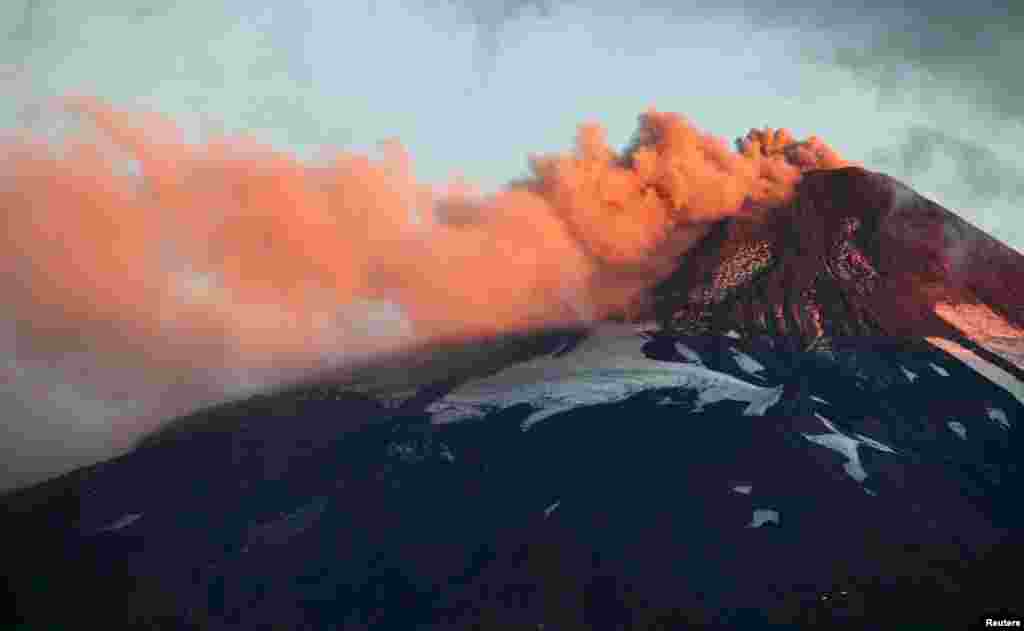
[650, 167, 1023, 367]
[3, 167, 1022, 629]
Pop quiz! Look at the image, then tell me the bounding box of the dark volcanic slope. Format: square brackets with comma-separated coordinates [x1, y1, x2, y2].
[651, 167, 1024, 377]
[3, 324, 1021, 630]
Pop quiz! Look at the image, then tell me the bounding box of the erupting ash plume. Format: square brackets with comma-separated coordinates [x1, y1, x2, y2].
[0, 96, 847, 487]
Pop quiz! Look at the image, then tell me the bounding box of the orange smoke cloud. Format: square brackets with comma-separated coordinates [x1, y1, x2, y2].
[0, 97, 847, 483]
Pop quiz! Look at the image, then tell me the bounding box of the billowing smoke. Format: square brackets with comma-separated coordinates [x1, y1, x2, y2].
[0, 96, 846, 489]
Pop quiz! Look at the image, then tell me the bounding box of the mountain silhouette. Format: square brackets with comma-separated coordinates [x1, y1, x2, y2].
[3, 168, 1021, 629]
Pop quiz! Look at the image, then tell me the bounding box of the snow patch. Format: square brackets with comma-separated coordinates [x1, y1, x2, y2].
[521, 404, 578, 429]
[425, 325, 783, 430]
[732, 485, 753, 495]
[988, 408, 1010, 429]
[811, 396, 830, 405]
[900, 367, 918, 382]
[694, 380, 783, 417]
[426, 400, 493, 425]
[815, 413, 841, 434]
[803, 432, 869, 482]
[928, 363, 950, 377]
[674, 343, 703, 364]
[947, 421, 967, 439]
[97, 513, 143, 532]
[429, 365, 783, 431]
[725, 330, 742, 339]
[440, 442, 456, 462]
[543, 501, 561, 518]
[388, 441, 423, 463]
[731, 349, 765, 375]
[854, 433, 896, 454]
[807, 417, 894, 480]
[747, 509, 779, 528]
[925, 336, 1024, 406]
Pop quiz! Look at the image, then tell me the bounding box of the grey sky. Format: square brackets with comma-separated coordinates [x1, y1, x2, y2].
[0, 0, 1020, 490]
[3, 0, 1021, 249]
[459, 1, 1023, 120]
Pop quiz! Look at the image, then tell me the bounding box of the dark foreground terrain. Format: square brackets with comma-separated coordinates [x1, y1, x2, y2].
[3, 325, 1022, 630]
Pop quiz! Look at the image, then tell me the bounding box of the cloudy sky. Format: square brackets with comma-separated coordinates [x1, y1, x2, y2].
[0, 0, 1021, 491]
[4, 0, 1022, 247]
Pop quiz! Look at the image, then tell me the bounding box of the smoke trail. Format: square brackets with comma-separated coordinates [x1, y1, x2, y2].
[0, 96, 845, 488]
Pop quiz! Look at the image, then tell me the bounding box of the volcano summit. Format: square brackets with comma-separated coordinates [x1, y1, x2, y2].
[653, 167, 1022, 346]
